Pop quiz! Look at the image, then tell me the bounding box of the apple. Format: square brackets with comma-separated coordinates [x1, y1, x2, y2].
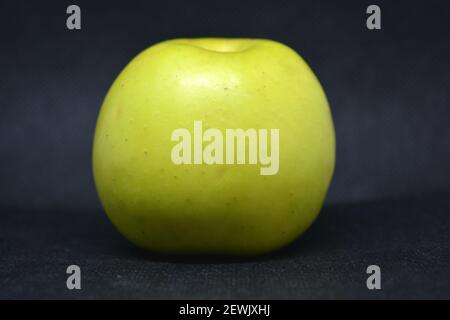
[93, 38, 335, 255]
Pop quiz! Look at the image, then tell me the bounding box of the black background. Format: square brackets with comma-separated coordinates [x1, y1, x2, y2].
[0, 0, 449, 299]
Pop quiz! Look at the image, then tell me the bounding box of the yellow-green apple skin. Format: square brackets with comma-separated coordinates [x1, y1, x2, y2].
[93, 38, 335, 256]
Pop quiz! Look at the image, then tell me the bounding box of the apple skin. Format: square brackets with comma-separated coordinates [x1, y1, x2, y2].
[93, 38, 335, 256]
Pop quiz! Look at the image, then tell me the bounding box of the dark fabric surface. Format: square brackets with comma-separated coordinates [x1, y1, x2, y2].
[1, 191, 449, 299]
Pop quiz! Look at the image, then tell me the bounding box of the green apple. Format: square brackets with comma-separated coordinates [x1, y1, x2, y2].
[93, 38, 335, 255]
